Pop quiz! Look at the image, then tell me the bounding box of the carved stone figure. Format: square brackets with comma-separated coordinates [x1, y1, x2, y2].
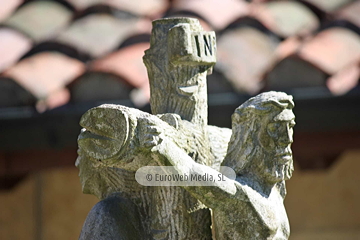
[76, 17, 295, 240]
[143, 91, 295, 239]
[76, 18, 231, 239]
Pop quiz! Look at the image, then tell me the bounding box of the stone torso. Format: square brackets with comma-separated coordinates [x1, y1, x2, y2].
[77, 106, 232, 240]
[149, 187, 212, 240]
[146, 119, 212, 239]
[213, 181, 290, 240]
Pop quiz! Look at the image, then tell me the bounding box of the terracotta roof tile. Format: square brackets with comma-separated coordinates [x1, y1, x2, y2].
[91, 42, 149, 88]
[164, 11, 213, 31]
[117, 33, 150, 49]
[63, 0, 102, 10]
[221, 16, 276, 37]
[275, 37, 303, 60]
[66, 0, 169, 17]
[336, 0, 360, 27]
[3, 1, 72, 42]
[171, 0, 250, 30]
[0, 28, 32, 72]
[56, 14, 151, 57]
[91, 41, 151, 105]
[0, 0, 358, 109]
[318, 19, 360, 36]
[105, 0, 169, 18]
[44, 88, 71, 110]
[299, 27, 360, 75]
[3, 52, 85, 99]
[207, 69, 236, 94]
[72, 4, 140, 20]
[302, 0, 354, 12]
[248, 3, 277, 32]
[68, 72, 133, 103]
[255, 1, 320, 38]
[20, 41, 91, 63]
[0, 77, 37, 107]
[264, 55, 328, 90]
[216, 27, 278, 94]
[251, 0, 271, 3]
[327, 61, 360, 95]
[0, 0, 22, 23]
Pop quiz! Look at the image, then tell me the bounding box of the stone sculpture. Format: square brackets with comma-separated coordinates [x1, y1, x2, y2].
[77, 17, 231, 239]
[76, 17, 295, 240]
[143, 92, 295, 239]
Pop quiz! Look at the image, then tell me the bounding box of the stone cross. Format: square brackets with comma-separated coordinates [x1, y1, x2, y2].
[76, 17, 295, 240]
[76, 18, 231, 239]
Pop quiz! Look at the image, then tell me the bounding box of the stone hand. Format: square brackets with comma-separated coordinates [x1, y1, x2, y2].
[138, 118, 164, 149]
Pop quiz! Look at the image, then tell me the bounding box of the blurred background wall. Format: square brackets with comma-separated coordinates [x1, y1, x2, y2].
[1, 0, 360, 239]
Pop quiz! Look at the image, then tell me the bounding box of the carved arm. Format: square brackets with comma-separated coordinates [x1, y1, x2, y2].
[77, 104, 215, 171]
[149, 136, 242, 210]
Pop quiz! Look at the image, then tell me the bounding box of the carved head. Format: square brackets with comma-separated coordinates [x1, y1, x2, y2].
[75, 105, 139, 200]
[222, 92, 295, 184]
[75, 150, 105, 199]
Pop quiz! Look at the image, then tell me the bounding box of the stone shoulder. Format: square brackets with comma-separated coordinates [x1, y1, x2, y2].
[79, 195, 146, 240]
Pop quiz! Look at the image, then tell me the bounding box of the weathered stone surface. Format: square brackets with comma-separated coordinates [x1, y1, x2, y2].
[79, 194, 146, 240]
[77, 17, 230, 240]
[143, 18, 216, 127]
[143, 91, 295, 239]
[76, 17, 294, 240]
[76, 103, 231, 239]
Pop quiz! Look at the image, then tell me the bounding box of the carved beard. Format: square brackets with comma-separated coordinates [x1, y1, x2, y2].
[265, 159, 293, 182]
[253, 148, 294, 183]
[76, 153, 103, 198]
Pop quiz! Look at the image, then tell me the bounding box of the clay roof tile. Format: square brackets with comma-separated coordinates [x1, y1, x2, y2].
[20, 41, 91, 63]
[91, 42, 150, 89]
[105, 0, 169, 18]
[302, 0, 354, 13]
[0, 0, 22, 23]
[299, 27, 360, 75]
[216, 26, 279, 94]
[0, 28, 32, 72]
[171, 0, 250, 30]
[3, 1, 73, 42]
[0, 77, 37, 108]
[253, 1, 320, 38]
[264, 55, 328, 91]
[66, 0, 169, 17]
[3, 52, 85, 100]
[336, 0, 360, 27]
[68, 72, 133, 103]
[327, 61, 360, 95]
[56, 14, 151, 58]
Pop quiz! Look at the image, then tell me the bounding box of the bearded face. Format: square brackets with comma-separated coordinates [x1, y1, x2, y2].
[260, 151, 294, 183]
[256, 109, 295, 183]
[75, 149, 104, 199]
